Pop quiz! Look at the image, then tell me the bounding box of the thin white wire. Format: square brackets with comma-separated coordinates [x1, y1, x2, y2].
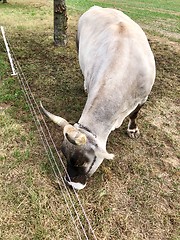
[15, 66, 88, 240]
[14, 59, 89, 240]
[9, 41, 97, 240]
[2, 34, 85, 239]
[7, 38, 97, 240]
[13, 61, 84, 240]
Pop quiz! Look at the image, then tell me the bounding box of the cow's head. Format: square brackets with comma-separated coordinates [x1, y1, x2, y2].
[40, 102, 114, 190]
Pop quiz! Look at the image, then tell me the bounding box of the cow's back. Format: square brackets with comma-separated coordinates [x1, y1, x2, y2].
[78, 6, 155, 92]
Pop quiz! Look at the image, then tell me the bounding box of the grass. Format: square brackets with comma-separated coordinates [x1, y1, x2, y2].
[0, 0, 180, 239]
[67, 0, 180, 41]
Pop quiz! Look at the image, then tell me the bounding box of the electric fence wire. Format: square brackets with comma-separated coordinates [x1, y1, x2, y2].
[11, 54, 85, 240]
[2, 33, 98, 240]
[12, 44, 98, 240]
[11, 46, 91, 240]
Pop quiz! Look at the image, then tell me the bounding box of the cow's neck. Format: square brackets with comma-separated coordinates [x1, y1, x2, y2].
[76, 123, 95, 137]
[78, 118, 113, 149]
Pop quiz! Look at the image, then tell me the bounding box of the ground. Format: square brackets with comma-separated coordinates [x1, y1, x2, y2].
[0, 0, 179, 240]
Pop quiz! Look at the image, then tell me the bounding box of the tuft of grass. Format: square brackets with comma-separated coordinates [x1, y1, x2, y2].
[0, 77, 23, 102]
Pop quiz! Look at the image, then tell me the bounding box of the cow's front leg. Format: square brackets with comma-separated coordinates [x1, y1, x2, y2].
[127, 104, 143, 138]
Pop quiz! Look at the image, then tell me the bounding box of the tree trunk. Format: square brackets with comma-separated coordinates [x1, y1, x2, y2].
[54, 0, 68, 46]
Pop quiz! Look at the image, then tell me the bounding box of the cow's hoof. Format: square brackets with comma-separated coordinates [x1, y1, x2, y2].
[127, 127, 140, 139]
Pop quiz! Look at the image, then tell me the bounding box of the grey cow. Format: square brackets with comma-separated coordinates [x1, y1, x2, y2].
[41, 6, 156, 190]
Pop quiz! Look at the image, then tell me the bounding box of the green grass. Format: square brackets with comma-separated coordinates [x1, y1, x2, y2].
[67, 0, 180, 40]
[0, 77, 23, 102]
[0, 0, 180, 239]
[0, 54, 7, 76]
[67, 0, 180, 12]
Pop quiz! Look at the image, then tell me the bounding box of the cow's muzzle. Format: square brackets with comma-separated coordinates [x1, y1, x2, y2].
[64, 175, 87, 190]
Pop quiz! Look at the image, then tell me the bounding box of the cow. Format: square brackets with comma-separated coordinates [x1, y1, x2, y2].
[40, 6, 156, 190]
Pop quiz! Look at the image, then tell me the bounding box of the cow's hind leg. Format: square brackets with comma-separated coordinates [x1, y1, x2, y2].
[127, 104, 144, 138]
[76, 32, 79, 53]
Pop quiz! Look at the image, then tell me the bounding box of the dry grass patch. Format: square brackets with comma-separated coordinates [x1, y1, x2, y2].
[0, 0, 52, 34]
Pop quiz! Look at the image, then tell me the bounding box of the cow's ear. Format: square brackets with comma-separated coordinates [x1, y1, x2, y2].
[95, 148, 114, 160]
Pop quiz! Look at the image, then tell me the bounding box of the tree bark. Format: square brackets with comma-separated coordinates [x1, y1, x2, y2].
[54, 0, 68, 46]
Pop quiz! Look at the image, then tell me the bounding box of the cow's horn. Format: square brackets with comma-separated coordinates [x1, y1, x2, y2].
[40, 102, 86, 145]
[64, 125, 87, 145]
[40, 101, 69, 128]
